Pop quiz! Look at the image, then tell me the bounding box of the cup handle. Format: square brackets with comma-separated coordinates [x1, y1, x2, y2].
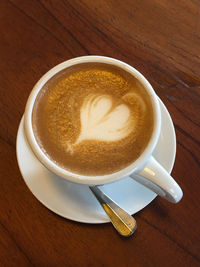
[130, 156, 183, 203]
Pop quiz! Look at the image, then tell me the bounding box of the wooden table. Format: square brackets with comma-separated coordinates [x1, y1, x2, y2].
[1, 1, 200, 266]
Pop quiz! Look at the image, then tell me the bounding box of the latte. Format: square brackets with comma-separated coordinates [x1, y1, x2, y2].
[32, 63, 154, 175]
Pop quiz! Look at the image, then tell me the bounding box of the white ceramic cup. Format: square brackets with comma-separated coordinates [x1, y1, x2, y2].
[24, 56, 183, 203]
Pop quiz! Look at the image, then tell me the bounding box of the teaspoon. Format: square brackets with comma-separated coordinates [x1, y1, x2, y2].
[89, 186, 137, 237]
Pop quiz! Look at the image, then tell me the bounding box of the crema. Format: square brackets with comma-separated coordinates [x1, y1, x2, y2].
[32, 63, 154, 175]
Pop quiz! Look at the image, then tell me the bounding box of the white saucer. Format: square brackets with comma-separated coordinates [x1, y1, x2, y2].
[16, 99, 176, 224]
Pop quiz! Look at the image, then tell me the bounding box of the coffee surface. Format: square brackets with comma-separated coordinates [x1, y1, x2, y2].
[32, 63, 154, 175]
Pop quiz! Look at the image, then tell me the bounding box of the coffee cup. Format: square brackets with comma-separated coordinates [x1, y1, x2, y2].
[24, 56, 183, 203]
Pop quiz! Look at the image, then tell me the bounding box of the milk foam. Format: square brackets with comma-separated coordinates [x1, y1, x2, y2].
[66, 92, 146, 153]
[75, 93, 135, 144]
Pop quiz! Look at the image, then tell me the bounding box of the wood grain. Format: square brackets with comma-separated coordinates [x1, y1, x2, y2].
[0, 0, 200, 266]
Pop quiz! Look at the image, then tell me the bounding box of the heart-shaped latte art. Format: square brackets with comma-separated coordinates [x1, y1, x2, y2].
[74, 93, 136, 145]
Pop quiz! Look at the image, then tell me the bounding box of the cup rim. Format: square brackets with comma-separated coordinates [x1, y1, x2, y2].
[24, 55, 161, 185]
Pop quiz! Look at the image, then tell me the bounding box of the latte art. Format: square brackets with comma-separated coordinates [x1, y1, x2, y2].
[67, 92, 146, 154]
[32, 63, 153, 175]
[77, 93, 134, 143]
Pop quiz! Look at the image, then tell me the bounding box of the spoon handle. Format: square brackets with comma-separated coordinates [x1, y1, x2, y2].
[90, 186, 137, 237]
